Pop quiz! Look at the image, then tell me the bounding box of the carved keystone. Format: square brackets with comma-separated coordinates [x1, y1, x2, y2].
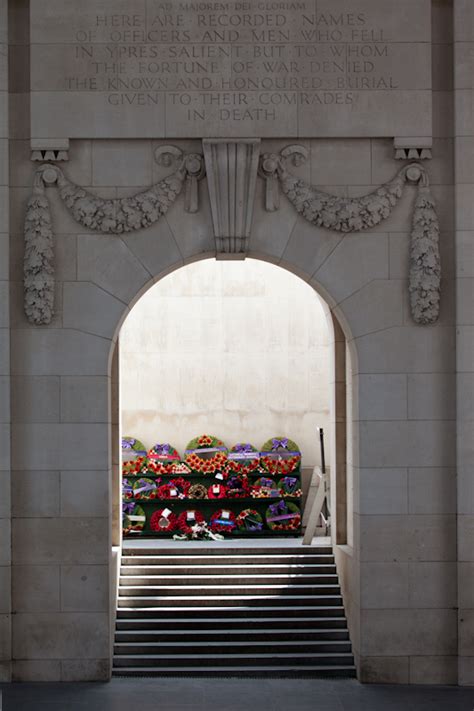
[202, 139, 261, 256]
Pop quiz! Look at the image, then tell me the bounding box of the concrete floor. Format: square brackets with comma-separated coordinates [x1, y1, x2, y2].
[2, 678, 474, 710]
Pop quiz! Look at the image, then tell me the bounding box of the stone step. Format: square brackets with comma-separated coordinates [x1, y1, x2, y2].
[122, 547, 334, 557]
[114, 640, 352, 655]
[117, 594, 343, 608]
[115, 628, 350, 642]
[116, 615, 349, 630]
[121, 554, 335, 566]
[119, 574, 339, 586]
[120, 564, 337, 575]
[113, 652, 355, 668]
[112, 665, 357, 678]
[116, 605, 347, 618]
[118, 583, 341, 597]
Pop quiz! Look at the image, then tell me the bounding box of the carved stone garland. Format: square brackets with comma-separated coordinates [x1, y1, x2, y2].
[259, 150, 441, 326]
[24, 145, 440, 327]
[24, 151, 203, 325]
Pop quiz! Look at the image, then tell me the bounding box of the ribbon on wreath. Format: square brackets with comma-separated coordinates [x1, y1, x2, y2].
[185, 446, 227, 454]
[281, 476, 298, 492]
[244, 514, 263, 531]
[228, 444, 260, 461]
[267, 500, 299, 523]
[122, 438, 136, 449]
[134, 480, 156, 495]
[272, 438, 288, 450]
[150, 443, 179, 460]
[123, 502, 135, 514]
[122, 479, 133, 496]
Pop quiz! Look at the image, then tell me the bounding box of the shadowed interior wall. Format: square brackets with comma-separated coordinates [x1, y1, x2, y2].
[120, 259, 331, 466]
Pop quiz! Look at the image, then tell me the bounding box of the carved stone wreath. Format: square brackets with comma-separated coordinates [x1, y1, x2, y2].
[24, 143, 440, 327]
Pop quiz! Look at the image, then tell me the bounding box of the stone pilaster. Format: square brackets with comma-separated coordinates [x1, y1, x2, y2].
[0, 0, 11, 683]
[454, 0, 474, 687]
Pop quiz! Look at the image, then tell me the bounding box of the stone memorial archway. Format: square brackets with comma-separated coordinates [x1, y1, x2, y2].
[2, 0, 468, 687]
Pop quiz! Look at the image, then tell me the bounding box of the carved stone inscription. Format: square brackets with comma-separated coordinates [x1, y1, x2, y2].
[30, 0, 432, 138]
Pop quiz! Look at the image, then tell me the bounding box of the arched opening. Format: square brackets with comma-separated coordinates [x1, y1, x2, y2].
[110, 257, 353, 549]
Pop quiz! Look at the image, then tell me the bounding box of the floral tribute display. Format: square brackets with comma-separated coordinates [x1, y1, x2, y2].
[148, 442, 180, 462]
[188, 483, 208, 500]
[210, 509, 237, 533]
[237, 508, 264, 532]
[122, 478, 134, 500]
[225, 474, 250, 499]
[156, 477, 190, 500]
[122, 502, 146, 535]
[132, 477, 158, 500]
[260, 437, 301, 475]
[278, 476, 303, 498]
[176, 509, 205, 535]
[122, 436, 148, 475]
[208, 482, 227, 499]
[184, 434, 228, 474]
[150, 507, 177, 532]
[121, 433, 302, 538]
[226, 443, 260, 475]
[251, 476, 281, 499]
[266, 501, 301, 531]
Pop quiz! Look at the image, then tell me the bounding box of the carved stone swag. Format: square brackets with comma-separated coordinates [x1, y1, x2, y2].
[24, 141, 441, 328]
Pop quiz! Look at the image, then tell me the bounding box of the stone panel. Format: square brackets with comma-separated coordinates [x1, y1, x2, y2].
[409, 656, 458, 685]
[360, 514, 456, 562]
[12, 424, 108, 470]
[359, 420, 456, 468]
[11, 471, 60, 518]
[11, 376, 60, 423]
[30, 0, 432, 139]
[361, 609, 458, 656]
[13, 612, 109, 659]
[60, 658, 109, 681]
[11, 329, 111, 377]
[12, 565, 60, 612]
[60, 565, 108, 612]
[60, 471, 108, 518]
[358, 468, 408, 514]
[360, 656, 409, 684]
[12, 518, 108, 564]
[12, 660, 61, 682]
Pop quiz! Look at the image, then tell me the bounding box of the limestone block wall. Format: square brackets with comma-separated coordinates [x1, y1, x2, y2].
[0, 0, 10, 683]
[454, 0, 474, 686]
[2, 0, 470, 687]
[7, 124, 457, 682]
[120, 259, 331, 466]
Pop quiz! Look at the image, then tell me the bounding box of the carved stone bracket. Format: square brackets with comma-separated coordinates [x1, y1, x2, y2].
[259, 144, 308, 211]
[394, 137, 432, 161]
[155, 145, 205, 213]
[30, 139, 69, 162]
[203, 139, 260, 256]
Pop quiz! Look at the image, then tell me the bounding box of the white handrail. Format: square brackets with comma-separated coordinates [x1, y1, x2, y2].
[302, 465, 330, 545]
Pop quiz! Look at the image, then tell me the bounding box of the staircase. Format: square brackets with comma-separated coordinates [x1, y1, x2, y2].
[113, 545, 356, 677]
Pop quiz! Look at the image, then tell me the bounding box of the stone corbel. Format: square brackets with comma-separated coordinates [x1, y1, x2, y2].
[30, 138, 69, 162]
[394, 137, 432, 161]
[203, 139, 261, 257]
[155, 145, 205, 213]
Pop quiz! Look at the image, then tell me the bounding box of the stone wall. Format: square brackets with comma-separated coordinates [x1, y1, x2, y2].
[0, 0, 10, 684]
[1, 0, 472, 687]
[120, 259, 331, 466]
